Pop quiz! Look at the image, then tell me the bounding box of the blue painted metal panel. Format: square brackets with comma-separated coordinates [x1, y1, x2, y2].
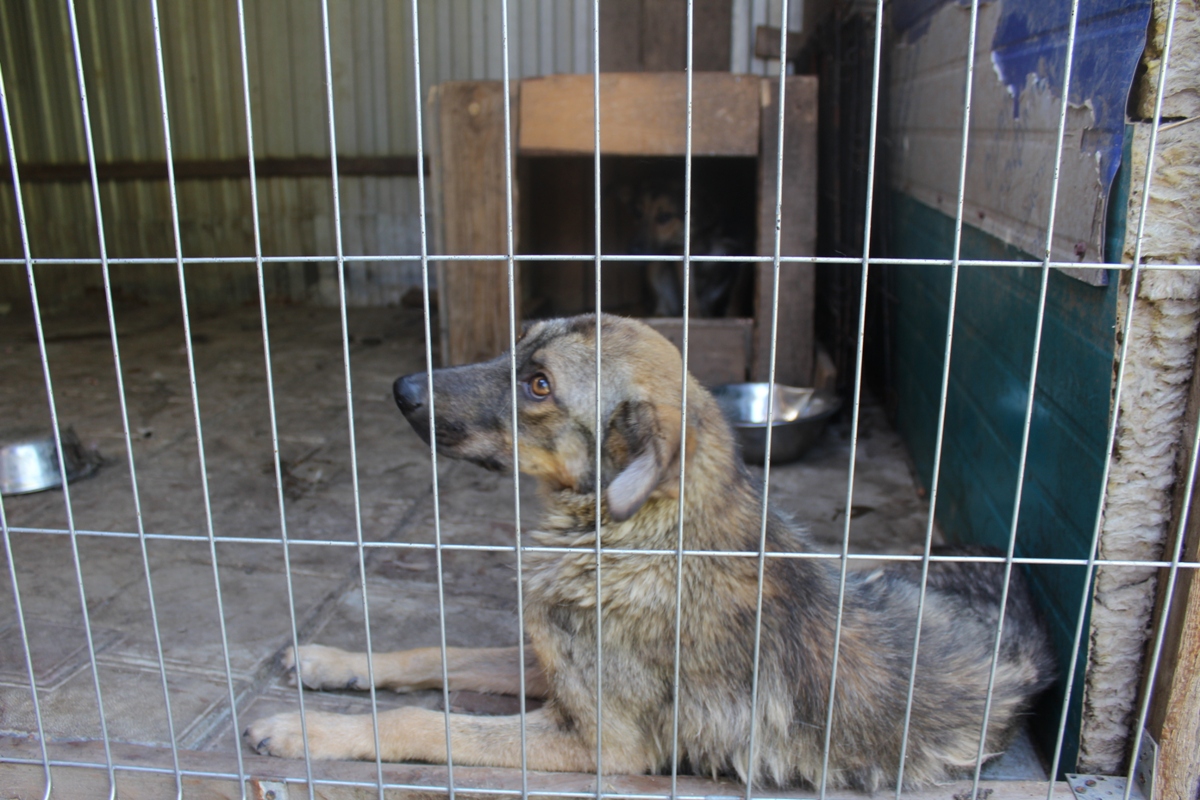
[894, 0, 1151, 197]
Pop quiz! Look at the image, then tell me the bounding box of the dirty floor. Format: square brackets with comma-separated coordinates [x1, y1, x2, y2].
[0, 299, 1043, 790]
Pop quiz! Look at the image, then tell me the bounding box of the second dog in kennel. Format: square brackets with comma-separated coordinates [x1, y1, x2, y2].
[620, 174, 753, 318]
[244, 314, 1055, 790]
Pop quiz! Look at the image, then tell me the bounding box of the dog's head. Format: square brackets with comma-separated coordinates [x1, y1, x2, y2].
[394, 315, 696, 522]
[624, 181, 686, 256]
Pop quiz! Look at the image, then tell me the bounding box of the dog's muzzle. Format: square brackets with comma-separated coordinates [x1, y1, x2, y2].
[393, 372, 427, 417]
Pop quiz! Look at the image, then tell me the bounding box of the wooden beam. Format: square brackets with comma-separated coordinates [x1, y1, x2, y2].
[518, 73, 760, 157]
[754, 25, 805, 63]
[753, 76, 818, 386]
[0, 156, 426, 183]
[694, 0, 735, 71]
[599, 0, 644, 71]
[641, 0, 687, 71]
[0, 736, 1080, 800]
[429, 81, 520, 367]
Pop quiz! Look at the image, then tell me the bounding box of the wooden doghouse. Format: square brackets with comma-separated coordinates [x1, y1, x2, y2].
[427, 73, 816, 387]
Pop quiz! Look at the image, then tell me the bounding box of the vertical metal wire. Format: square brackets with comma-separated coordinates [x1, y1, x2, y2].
[0, 501, 51, 800]
[968, 0, 1083, 793]
[591, 0, 604, 790]
[893, 0, 979, 791]
[745, 0, 791, 793]
[812, 0, 886, 795]
[1041, 12, 1181, 797]
[1114, 4, 1183, 797]
[1122, 351, 1197, 800]
[497, 0, 532, 793]
[315, 2, 387, 795]
[669, 2, 696, 796]
[0, 60, 53, 800]
[63, 2, 152, 795]
[232, 0, 316, 794]
[66, 1, 186, 790]
[145, 3, 246, 793]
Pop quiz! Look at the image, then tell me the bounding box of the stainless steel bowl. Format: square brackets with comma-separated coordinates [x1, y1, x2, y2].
[711, 383, 841, 464]
[0, 429, 102, 496]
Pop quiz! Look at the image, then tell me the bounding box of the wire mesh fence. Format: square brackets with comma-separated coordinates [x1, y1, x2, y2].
[1, 0, 1197, 799]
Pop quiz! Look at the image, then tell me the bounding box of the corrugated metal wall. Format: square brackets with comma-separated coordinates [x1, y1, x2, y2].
[0, 0, 794, 309]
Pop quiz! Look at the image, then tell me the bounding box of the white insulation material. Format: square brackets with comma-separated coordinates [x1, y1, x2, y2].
[1079, 117, 1200, 772]
[1082, 270, 1200, 772]
[1136, 0, 1199, 119]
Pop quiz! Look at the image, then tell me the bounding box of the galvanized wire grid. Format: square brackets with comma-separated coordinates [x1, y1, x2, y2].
[1, 1, 1198, 799]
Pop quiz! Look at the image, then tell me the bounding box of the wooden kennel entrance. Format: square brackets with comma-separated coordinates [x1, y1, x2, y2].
[427, 73, 817, 387]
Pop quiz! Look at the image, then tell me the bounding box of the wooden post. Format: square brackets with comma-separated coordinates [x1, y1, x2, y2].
[427, 81, 519, 366]
[754, 76, 818, 386]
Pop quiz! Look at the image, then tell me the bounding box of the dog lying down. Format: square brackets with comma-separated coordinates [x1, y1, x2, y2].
[244, 314, 1055, 790]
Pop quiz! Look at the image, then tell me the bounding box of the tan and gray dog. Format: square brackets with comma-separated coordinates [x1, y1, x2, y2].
[244, 314, 1055, 790]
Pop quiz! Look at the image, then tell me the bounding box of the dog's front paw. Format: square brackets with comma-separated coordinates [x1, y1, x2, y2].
[243, 711, 309, 759]
[283, 644, 371, 691]
[243, 710, 368, 760]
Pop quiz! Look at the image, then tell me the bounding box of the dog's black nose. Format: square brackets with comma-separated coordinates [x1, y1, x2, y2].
[394, 373, 426, 416]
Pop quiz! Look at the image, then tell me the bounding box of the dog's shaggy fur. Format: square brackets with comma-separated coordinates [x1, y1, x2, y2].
[244, 314, 1055, 790]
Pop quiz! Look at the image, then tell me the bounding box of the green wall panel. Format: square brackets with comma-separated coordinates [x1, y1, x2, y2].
[889, 191, 1118, 774]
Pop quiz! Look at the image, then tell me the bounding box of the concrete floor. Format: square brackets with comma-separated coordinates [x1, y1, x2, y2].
[0, 299, 1041, 789]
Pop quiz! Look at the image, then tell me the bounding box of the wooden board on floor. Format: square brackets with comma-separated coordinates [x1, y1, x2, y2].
[429, 81, 519, 366]
[754, 76, 818, 386]
[518, 73, 760, 157]
[0, 736, 1078, 800]
[643, 317, 753, 386]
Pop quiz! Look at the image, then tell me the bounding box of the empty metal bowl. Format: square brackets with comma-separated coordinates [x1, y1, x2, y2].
[0, 429, 102, 496]
[711, 383, 841, 464]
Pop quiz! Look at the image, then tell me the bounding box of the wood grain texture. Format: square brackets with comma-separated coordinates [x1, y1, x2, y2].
[600, 0, 644, 71]
[518, 73, 760, 156]
[598, 0, 731, 73]
[430, 81, 519, 366]
[641, 0, 687, 71]
[693, 0, 735, 71]
[754, 76, 818, 385]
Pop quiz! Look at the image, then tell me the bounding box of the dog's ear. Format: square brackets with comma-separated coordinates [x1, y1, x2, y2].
[603, 400, 682, 522]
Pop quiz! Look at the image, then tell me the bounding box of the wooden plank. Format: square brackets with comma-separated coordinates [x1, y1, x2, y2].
[643, 317, 753, 387]
[694, 0, 734, 71]
[518, 73, 760, 156]
[754, 24, 805, 62]
[599, 0, 643, 71]
[753, 76, 818, 385]
[1147, 331, 1200, 800]
[641, 0, 686, 71]
[0, 736, 1078, 800]
[431, 81, 519, 366]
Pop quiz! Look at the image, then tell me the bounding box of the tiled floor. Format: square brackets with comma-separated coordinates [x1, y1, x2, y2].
[0, 300, 1041, 792]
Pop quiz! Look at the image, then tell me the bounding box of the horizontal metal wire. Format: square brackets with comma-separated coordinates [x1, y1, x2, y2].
[2, 254, 1198, 270]
[0, 753, 1048, 800]
[3, 524, 1195, 569]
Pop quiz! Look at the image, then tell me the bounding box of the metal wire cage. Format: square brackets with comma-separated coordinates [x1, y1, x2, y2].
[1, 0, 1197, 799]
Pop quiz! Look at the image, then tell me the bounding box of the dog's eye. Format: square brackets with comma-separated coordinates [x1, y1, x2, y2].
[655, 211, 675, 225]
[528, 373, 552, 399]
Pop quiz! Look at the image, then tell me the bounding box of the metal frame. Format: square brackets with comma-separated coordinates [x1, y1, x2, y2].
[1, 0, 1197, 798]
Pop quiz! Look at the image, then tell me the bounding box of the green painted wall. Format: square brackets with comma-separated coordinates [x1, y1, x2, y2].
[888, 192, 1118, 773]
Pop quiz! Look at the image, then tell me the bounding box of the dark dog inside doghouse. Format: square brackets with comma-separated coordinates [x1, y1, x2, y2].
[610, 158, 756, 318]
[519, 157, 756, 319]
